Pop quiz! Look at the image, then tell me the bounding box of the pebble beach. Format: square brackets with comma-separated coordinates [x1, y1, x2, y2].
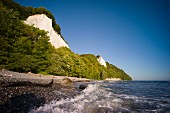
[0, 69, 91, 113]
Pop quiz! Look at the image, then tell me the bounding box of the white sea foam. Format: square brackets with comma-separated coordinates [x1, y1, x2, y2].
[29, 83, 121, 113]
[29, 84, 141, 113]
[29, 81, 170, 113]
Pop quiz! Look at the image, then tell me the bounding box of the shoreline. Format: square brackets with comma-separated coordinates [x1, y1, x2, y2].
[0, 69, 92, 82]
[0, 69, 122, 113]
[0, 70, 92, 113]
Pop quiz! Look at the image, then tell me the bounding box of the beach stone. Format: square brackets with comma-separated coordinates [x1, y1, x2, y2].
[79, 84, 88, 90]
[59, 78, 73, 86]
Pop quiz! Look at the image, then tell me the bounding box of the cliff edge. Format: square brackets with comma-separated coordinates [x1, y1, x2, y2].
[97, 56, 107, 67]
[24, 14, 69, 49]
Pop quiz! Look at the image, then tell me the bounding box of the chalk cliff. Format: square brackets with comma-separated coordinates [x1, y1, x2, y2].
[24, 14, 69, 48]
[97, 56, 107, 67]
[0, 0, 132, 80]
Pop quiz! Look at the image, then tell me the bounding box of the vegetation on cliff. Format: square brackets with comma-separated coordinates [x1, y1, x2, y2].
[0, 0, 64, 41]
[0, 0, 132, 80]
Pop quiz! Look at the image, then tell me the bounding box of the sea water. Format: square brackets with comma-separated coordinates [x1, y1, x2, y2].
[29, 81, 170, 113]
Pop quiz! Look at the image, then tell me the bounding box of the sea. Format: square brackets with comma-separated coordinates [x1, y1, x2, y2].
[29, 81, 170, 113]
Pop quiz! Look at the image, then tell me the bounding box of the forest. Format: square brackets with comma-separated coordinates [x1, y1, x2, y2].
[0, 0, 132, 80]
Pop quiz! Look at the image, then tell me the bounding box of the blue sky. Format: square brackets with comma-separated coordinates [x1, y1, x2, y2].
[14, 0, 170, 80]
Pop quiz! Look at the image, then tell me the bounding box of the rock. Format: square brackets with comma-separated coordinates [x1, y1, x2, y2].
[59, 78, 73, 86]
[79, 84, 88, 90]
[0, 93, 45, 113]
[24, 14, 69, 49]
[97, 55, 107, 67]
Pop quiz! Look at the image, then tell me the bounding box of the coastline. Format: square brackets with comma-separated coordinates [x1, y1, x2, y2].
[0, 70, 91, 113]
[0, 69, 92, 82]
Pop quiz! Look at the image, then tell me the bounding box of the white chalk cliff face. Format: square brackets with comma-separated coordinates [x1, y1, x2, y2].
[24, 14, 69, 48]
[97, 56, 107, 67]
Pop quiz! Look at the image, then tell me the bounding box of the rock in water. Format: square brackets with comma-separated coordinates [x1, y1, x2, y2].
[24, 14, 69, 49]
[79, 84, 88, 90]
[59, 78, 73, 86]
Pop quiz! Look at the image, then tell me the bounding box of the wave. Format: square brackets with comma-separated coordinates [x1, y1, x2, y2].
[29, 83, 116, 113]
[29, 82, 170, 113]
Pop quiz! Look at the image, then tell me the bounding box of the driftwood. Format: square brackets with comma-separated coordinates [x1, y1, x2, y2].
[1, 79, 54, 87]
